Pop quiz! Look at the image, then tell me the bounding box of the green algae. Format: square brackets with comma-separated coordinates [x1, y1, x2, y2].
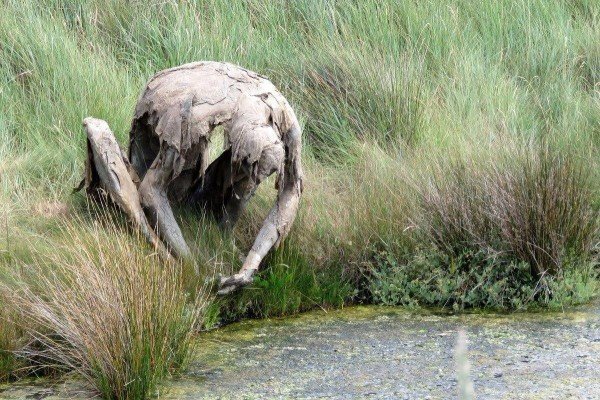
[2, 303, 599, 399]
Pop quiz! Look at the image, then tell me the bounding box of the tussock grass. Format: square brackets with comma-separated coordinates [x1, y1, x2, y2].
[0, 308, 21, 383]
[371, 142, 599, 309]
[421, 143, 597, 276]
[1, 220, 208, 399]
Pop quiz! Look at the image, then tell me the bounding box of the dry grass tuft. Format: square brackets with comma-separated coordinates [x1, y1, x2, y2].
[420, 143, 597, 279]
[1, 219, 209, 399]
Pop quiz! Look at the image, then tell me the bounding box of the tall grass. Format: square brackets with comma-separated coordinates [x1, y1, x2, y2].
[1, 220, 208, 399]
[0, 0, 598, 396]
[422, 143, 597, 277]
[0, 308, 21, 383]
[371, 142, 599, 309]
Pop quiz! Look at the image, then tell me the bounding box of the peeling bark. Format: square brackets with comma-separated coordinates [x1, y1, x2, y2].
[79, 62, 303, 294]
[79, 118, 169, 257]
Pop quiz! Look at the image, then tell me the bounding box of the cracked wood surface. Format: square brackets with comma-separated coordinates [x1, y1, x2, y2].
[82, 117, 169, 257]
[79, 62, 304, 293]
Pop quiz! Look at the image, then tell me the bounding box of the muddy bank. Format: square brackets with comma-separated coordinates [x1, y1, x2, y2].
[1, 304, 599, 399]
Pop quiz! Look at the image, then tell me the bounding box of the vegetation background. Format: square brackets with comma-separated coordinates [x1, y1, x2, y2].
[0, 0, 598, 398]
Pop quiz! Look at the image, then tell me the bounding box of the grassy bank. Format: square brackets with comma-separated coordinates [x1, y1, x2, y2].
[1, 0, 598, 397]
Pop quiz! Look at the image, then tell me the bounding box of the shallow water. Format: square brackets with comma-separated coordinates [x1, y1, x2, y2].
[1, 304, 599, 399]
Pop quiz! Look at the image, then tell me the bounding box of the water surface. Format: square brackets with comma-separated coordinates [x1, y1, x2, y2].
[1, 304, 599, 399]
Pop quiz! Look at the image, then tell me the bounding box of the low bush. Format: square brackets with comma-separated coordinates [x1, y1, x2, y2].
[369, 143, 599, 309]
[369, 247, 532, 310]
[370, 246, 597, 310]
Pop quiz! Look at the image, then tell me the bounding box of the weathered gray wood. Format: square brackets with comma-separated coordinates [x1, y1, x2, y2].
[81, 117, 170, 258]
[81, 62, 304, 294]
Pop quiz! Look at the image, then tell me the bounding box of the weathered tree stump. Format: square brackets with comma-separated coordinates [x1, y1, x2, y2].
[78, 62, 303, 294]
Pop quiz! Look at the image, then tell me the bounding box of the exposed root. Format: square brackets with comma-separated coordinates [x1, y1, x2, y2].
[79, 62, 304, 293]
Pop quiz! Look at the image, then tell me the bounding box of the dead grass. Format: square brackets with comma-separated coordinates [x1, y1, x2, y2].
[420, 142, 597, 280]
[0, 219, 209, 399]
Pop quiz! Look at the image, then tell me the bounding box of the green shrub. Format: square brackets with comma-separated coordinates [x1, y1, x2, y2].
[369, 247, 537, 310]
[369, 143, 599, 309]
[370, 245, 598, 311]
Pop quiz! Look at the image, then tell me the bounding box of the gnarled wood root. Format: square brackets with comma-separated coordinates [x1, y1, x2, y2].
[77, 62, 304, 295]
[79, 117, 170, 257]
[78, 117, 302, 294]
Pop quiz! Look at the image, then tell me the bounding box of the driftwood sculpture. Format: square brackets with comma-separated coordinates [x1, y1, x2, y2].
[78, 62, 303, 294]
